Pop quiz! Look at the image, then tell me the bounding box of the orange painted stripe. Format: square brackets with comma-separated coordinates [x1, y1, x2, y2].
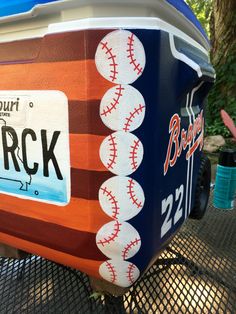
[0, 60, 114, 101]
[0, 195, 110, 233]
[0, 209, 105, 260]
[0, 232, 102, 278]
[70, 134, 107, 171]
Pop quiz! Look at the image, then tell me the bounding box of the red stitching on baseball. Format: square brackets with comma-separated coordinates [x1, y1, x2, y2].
[127, 33, 143, 75]
[106, 134, 118, 170]
[105, 261, 117, 283]
[101, 85, 125, 117]
[126, 263, 136, 284]
[127, 179, 143, 209]
[122, 238, 141, 260]
[123, 104, 145, 132]
[97, 221, 122, 246]
[101, 187, 120, 220]
[101, 41, 118, 82]
[129, 139, 141, 171]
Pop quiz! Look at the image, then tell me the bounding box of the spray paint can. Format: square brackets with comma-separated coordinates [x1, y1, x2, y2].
[213, 148, 236, 210]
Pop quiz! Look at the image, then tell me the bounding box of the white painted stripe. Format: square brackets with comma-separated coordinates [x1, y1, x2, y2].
[185, 93, 190, 219]
[169, 34, 202, 78]
[188, 82, 204, 215]
[186, 90, 193, 217]
[181, 105, 200, 117]
[47, 18, 208, 54]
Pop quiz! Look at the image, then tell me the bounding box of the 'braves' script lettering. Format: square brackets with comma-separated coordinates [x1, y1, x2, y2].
[164, 111, 204, 175]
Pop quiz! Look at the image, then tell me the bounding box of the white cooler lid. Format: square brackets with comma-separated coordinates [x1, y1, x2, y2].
[0, 0, 210, 50]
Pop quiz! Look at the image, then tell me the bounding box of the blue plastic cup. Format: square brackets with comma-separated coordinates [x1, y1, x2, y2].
[213, 148, 236, 210]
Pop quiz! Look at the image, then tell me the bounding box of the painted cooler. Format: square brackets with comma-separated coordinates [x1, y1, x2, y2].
[0, 0, 215, 288]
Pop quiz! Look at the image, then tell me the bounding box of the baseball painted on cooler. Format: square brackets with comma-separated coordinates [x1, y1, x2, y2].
[95, 30, 146, 84]
[99, 176, 145, 221]
[96, 221, 141, 260]
[100, 131, 144, 176]
[100, 84, 146, 132]
[99, 259, 140, 287]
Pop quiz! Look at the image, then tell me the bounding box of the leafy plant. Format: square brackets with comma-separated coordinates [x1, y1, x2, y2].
[185, 1, 236, 138]
[206, 43, 236, 137]
[185, 0, 212, 35]
[205, 120, 230, 138]
[89, 291, 105, 300]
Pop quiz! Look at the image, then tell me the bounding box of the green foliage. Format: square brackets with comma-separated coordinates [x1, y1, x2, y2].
[206, 43, 236, 137]
[205, 120, 230, 138]
[89, 292, 104, 300]
[185, 0, 212, 35]
[186, 1, 236, 138]
[224, 138, 236, 150]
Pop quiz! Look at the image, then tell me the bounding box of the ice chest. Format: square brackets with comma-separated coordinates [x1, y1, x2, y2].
[0, 0, 215, 289]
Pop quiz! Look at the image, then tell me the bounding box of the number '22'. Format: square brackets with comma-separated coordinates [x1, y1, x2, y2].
[161, 184, 184, 238]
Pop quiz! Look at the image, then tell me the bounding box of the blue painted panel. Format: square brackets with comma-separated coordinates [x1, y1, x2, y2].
[125, 29, 214, 271]
[165, 0, 208, 41]
[0, 0, 59, 18]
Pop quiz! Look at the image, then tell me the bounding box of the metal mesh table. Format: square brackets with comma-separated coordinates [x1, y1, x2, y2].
[0, 194, 235, 313]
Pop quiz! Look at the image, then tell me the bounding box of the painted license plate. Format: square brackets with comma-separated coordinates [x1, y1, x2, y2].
[0, 91, 70, 205]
